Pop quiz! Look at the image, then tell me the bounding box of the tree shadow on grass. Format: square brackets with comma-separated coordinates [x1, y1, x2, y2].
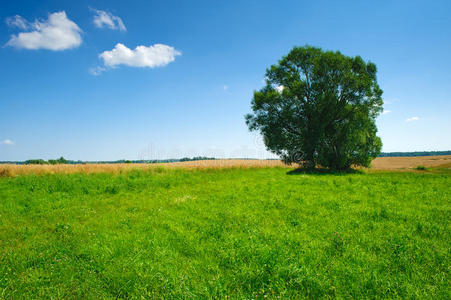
[286, 167, 364, 176]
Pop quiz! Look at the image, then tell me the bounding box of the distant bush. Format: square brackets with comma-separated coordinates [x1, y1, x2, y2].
[48, 157, 68, 165]
[415, 165, 428, 171]
[25, 159, 48, 165]
[26, 157, 68, 165]
[179, 156, 215, 162]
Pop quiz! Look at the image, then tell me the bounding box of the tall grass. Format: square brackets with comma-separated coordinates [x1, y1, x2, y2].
[0, 160, 287, 177]
[0, 168, 450, 298]
[1, 155, 450, 177]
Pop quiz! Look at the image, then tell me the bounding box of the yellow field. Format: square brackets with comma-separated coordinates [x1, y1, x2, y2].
[371, 155, 451, 170]
[0, 159, 286, 176]
[1, 156, 450, 177]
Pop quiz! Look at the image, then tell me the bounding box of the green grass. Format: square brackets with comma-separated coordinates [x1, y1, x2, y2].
[0, 168, 450, 298]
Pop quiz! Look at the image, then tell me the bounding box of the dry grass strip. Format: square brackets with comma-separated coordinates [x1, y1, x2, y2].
[1, 156, 450, 177]
[0, 159, 287, 177]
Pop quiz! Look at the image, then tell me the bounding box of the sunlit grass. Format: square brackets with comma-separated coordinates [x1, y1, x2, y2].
[0, 160, 287, 177]
[0, 167, 450, 298]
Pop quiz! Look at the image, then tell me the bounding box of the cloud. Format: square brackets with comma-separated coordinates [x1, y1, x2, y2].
[99, 43, 181, 68]
[381, 110, 391, 115]
[1, 139, 15, 145]
[91, 8, 126, 31]
[384, 98, 399, 105]
[5, 15, 30, 30]
[405, 116, 419, 122]
[88, 66, 106, 76]
[223, 85, 228, 90]
[6, 11, 82, 50]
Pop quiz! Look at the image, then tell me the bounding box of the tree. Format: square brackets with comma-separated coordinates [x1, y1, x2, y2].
[245, 46, 383, 170]
[49, 157, 68, 164]
[56, 156, 67, 164]
[25, 159, 48, 165]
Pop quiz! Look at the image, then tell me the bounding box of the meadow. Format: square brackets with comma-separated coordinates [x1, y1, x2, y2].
[0, 164, 450, 298]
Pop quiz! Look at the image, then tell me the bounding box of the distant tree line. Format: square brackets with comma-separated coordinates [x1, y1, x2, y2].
[1, 152, 450, 165]
[24, 157, 68, 165]
[8, 157, 216, 165]
[23, 159, 48, 165]
[179, 156, 215, 162]
[378, 151, 451, 157]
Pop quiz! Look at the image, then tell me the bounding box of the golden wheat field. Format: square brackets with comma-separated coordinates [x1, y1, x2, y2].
[0, 156, 450, 177]
[371, 155, 451, 170]
[0, 159, 285, 176]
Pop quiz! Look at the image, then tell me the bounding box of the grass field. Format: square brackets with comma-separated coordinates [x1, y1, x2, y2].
[0, 166, 450, 298]
[1, 155, 451, 177]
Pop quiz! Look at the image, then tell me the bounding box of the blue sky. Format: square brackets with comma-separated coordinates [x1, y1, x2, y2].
[1, 0, 450, 161]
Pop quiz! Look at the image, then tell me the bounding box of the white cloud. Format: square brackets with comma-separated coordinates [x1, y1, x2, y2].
[99, 43, 181, 68]
[91, 8, 126, 31]
[381, 110, 391, 115]
[406, 116, 419, 122]
[5, 15, 30, 30]
[1, 139, 15, 145]
[6, 11, 82, 51]
[88, 66, 106, 76]
[384, 98, 399, 105]
[223, 85, 228, 90]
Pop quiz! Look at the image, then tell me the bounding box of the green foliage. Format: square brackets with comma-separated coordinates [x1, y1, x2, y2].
[48, 157, 68, 165]
[27, 157, 68, 165]
[380, 150, 451, 157]
[25, 159, 48, 165]
[0, 168, 450, 298]
[179, 156, 215, 162]
[246, 46, 383, 170]
[415, 165, 428, 171]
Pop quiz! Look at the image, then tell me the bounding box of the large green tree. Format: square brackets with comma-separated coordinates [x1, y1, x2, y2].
[246, 46, 383, 170]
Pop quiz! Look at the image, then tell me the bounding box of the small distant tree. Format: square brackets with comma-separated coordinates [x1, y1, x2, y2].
[25, 159, 48, 165]
[49, 157, 68, 164]
[57, 157, 68, 164]
[246, 46, 383, 170]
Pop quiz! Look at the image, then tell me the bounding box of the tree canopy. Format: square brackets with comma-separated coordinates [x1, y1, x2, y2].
[246, 46, 383, 170]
